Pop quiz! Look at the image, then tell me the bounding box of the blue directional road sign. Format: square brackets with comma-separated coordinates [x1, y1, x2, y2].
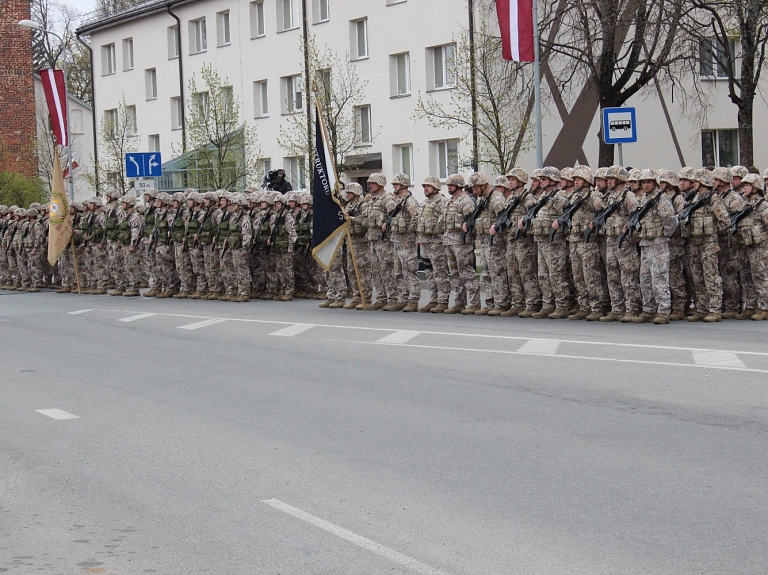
[125, 152, 163, 178]
[602, 107, 637, 145]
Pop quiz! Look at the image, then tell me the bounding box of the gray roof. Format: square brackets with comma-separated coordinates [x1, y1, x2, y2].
[77, 0, 199, 35]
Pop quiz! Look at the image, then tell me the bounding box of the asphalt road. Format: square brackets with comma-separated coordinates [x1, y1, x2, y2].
[1, 290, 767, 575]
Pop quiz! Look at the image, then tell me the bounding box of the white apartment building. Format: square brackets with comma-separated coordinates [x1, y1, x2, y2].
[77, 0, 768, 198]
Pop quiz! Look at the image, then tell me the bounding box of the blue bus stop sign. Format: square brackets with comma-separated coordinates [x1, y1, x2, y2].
[602, 107, 637, 144]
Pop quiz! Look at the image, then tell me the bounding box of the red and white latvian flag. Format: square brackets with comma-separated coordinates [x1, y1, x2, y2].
[496, 0, 535, 62]
[39, 69, 69, 147]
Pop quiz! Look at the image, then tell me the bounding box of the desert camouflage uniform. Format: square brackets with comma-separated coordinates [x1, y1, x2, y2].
[367, 192, 398, 304]
[220, 208, 253, 297]
[478, 188, 510, 311]
[718, 188, 756, 312]
[601, 186, 642, 318]
[201, 206, 224, 295]
[169, 205, 195, 295]
[153, 206, 177, 293]
[534, 189, 569, 312]
[390, 193, 421, 305]
[505, 189, 541, 312]
[122, 210, 143, 291]
[735, 193, 768, 313]
[104, 201, 125, 289]
[24, 215, 46, 289]
[442, 190, 480, 308]
[187, 206, 208, 295]
[1, 215, 18, 286]
[416, 193, 450, 306]
[269, 208, 297, 296]
[293, 207, 315, 293]
[345, 194, 372, 305]
[140, 205, 158, 288]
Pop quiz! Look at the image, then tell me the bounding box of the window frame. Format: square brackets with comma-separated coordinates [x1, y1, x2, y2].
[699, 37, 736, 80]
[394, 144, 413, 180]
[122, 38, 134, 71]
[433, 139, 459, 180]
[145, 68, 158, 101]
[286, 156, 307, 189]
[148, 134, 161, 152]
[250, 0, 266, 38]
[701, 129, 738, 168]
[351, 18, 368, 60]
[390, 52, 411, 97]
[313, 0, 330, 24]
[283, 74, 304, 114]
[102, 43, 116, 76]
[168, 25, 180, 59]
[170, 97, 183, 130]
[430, 43, 456, 90]
[103, 108, 118, 137]
[254, 80, 269, 118]
[355, 104, 372, 146]
[279, 0, 299, 32]
[217, 10, 231, 47]
[190, 17, 208, 54]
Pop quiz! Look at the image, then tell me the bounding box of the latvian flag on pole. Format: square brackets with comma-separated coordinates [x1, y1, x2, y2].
[39, 69, 69, 146]
[496, 0, 535, 62]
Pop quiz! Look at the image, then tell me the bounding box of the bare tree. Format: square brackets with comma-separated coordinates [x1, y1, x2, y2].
[413, 2, 534, 174]
[88, 96, 139, 195]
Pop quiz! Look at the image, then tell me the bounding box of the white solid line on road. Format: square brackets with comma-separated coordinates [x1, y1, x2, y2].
[177, 318, 229, 331]
[118, 313, 158, 323]
[693, 350, 746, 369]
[517, 339, 560, 355]
[261, 499, 451, 575]
[35, 409, 80, 420]
[376, 330, 420, 344]
[68, 309, 94, 315]
[269, 323, 315, 337]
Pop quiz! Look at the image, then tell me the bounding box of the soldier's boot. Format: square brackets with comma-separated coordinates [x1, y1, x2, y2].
[93, 288, 108, 295]
[218, 294, 231, 301]
[568, 310, 589, 320]
[343, 299, 361, 309]
[585, 311, 602, 321]
[599, 312, 623, 322]
[721, 309, 738, 319]
[641, 312, 657, 321]
[419, 302, 437, 313]
[144, 288, 160, 297]
[234, 295, 250, 303]
[56, 286, 72, 293]
[430, 303, 449, 314]
[487, 307, 504, 317]
[329, 299, 346, 309]
[736, 308, 756, 320]
[368, 301, 386, 311]
[140, 282, 150, 288]
[443, 304, 465, 314]
[156, 291, 173, 299]
[703, 312, 722, 322]
[653, 314, 670, 325]
[402, 302, 419, 312]
[109, 288, 125, 296]
[261, 292, 276, 300]
[474, 307, 490, 316]
[531, 308, 554, 319]
[281, 294, 294, 301]
[686, 312, 706, 322]
[187, 291, 201, 299]
[668, 310, 686, 321]
[123, 289, 140, 297]
[173, 292, 190, 299]
[318, 298, 332, 308]
[500, 307, 524, 317]
[750, 309, 768, 321]
[621, 314, 647, 323]
[548, 309, 570, 319]
[27, 287, 41, 293]
[382, 302, 400, 311]
[460, 305, 481, 315]
[394, 302, 408, 311]
[316, 292, 328, 300]
[518, 308, 536, 318]
[201, 291, 217, 300]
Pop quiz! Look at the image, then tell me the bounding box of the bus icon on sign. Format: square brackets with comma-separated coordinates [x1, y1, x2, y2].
[610, 119, 632, 131]
[603, 107, 637, 144]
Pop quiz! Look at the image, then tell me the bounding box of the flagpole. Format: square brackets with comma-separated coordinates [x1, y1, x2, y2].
[533, 0, 543, 169]
[344, 229, 367, 310]
[70, 238, 81, 294]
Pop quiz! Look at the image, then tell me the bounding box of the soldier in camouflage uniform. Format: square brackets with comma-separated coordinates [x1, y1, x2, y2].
[735, 173, 768, 320]
[167, 191, 194, 298]
[441, 174, 480, 313]
[83, 198, 108, 294]
[118, 195, 142, 296]
[257, 193, 278, 299]
[153, 193, 177, 298]
[474, 174, 509, 316]
[200, 191, 224, 299]
[416, 176, 450, 313]
[341, 183, 373, 310]
[0, 206, 12, 288]
[658, 170, 688, 320]
[267, 194, 297, 300]
[388, 173, 421, 312]
[103, 190, 125, 293]
[365, 173, 397, 309]
[23, 208, 45, 292]
[292, 192, 315, 297]
[219, 195, 253, 302]
[185, 192, 207, 298]
[140, 189, 159, 294]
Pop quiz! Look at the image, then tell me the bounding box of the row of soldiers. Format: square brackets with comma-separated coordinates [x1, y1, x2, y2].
[0, 188, 325, 302]
[322, 166, 768, 323]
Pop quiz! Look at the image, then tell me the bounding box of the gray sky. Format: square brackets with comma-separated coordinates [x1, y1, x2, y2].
[66, 0, 96, 16]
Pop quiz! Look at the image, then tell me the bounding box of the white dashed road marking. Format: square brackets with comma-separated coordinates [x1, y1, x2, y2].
[693, 351, 747, 369]
[262, 499, 451, 575]
[269, 324, 315, 337]
[517, 339, 560, 355]
[118, 313, 158, 323]
[376, 330, 420, 344]
[35, 409, 80, 420]
[67, 309, 94, 315]
[177, 318, 229, 330]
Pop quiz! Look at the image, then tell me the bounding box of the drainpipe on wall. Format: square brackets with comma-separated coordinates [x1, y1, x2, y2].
[167, 1, 187, 154]
[76, 30, 99, 191]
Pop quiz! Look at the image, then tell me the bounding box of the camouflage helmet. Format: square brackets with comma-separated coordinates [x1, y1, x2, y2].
[89, 197, 103, 208]
[245, 184, 259, 193]
[731, 165, 749, 179]
[29, 202, 41, 210]
[172, 192, 186, 203]
[468, 172, 489, 187]
[106, 189, 121, 200]
[274, 193, 287, 204]
[539, 166, 561, 182]
[41, 203, 50, 211]
[300, 192, 313, 205]
[262, 193, 275, 205]
[392, 172, 412, 187]
[678, 167, 696, 181]
[0, 205, 7, 215]
[445, 174, 465, 187]
[143, 188, 158, 199]
[245, 192, 258, 204]
[658, 170, 679, 188]
[184, 187, 197, 196]
[422, 176, 442, 191]
[742, 173, 764, 191]
[286, 191, 300, 203]
[607, 165, 629, 182]
[494, 175, 510, 189]
[711, 167, 732, 184]
[203, 191, 217, 201]
[594, 167, 610, 181]
[530, 169, 542, 180]
[573, 165, 594, 185]
[346, 182, 364, 196]
[638, 169, 657, 183]
[505, 167, 529, 184]
[157, 192, 172, 204]
[136, 204, 146, 214]
[764, 168, 768, 180]
[559, 167, 575, 182]
[627, 169, 642, 182]
[16, 208, 27, 217]
[72, 201, 83, 211]
[27, 208, 39, 218]
[695, 169, 714, 189]
[367, 173, 387, 187]
[189, 191, 204, 203]
[121, 194, 136, 206]
[233, 194, 247, 206]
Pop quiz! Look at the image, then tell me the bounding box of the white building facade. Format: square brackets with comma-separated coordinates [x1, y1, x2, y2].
[78, 0, 767, 198]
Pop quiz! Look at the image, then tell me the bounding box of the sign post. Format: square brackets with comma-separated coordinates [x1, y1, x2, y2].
[602, 107, 637, 167]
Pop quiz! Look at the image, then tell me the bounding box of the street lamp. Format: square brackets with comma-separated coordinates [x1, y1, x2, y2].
[19, 19, 75, 202]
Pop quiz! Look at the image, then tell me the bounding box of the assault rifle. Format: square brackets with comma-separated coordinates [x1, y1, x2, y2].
[266, 208, 285, 256]
[728, 199, 763, 235]
[617, 193, 661, 248]
[491, 191, 529, 244]
[549, 192, 590, 241]
[4, 224, 18, 256]
[134, 220, 145, 248]
[147, 226, 159, 252]
[382, 194, 410, 240]
[193, 206, 213, 249]
[677, 194, 711, 227]
[515, 190, 554, 239]
[461, 193, 491, 244]
[585, 190, 627, 243]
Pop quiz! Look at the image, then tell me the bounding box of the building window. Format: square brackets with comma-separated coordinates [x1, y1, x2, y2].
[217, 11, 231, 46]
[190, 18, 207, 54]
[430, 44, 456, 90]
[103, 108, 118, 137]
[699, 38, 735, 79]
[122, 38, 134, 71]
[168, 25, 179, 59]
[149, 134, 160, 152]
[221, 86, 234, 116]
[433, 140, 459, 179]
[145, 68, 157, 100]
[279, 0, 298, 31]
[101, 43, 116, 76]
[351, 18, 368, 60]
[254, 80, 269, 117]
[286, 156, 306, 189]
[313, 0, 329, 23]
[282, 75, 303, 114]
[171, 97, 182, 130]
[394, 144, 413, 180]
[71, 109, 84, 134]
[260, 158, 272, 180]
[250, 1, 265, 38]
[702, 129, 738, 168]
[194, 91, 210, 120]
[126, 105, 137, 135]
[390, 52, 410, 97]
[356, 105, 372, 145]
